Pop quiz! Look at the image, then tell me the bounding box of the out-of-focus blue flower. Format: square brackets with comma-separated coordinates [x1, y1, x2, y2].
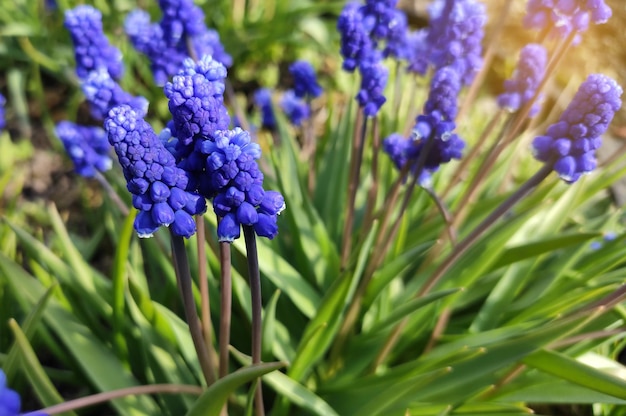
[0, 93, 6, 132]
[64, 5, 123, 80]
[382, 9, 409, 59]
[497, 44, 548, 116]
[289, 61, 322, 99]
[125, 0, 231, 86]
[105, 105, 206, 238]
[164, 55, 230, 152]
[524, 0, 611, 38]
[406, 29, 430, 75]
[280, 90, 310, 127]
[0, 370, 48, 416]
[357, 57, 388, 117]
[189, 128, 285, 241]
[337, 2, 375, 72]
[423, 66, 462, 121]
[56, 121, 112, 178]
[254, 88, 276, 130]
[532, 74, 622, 183]
[427, 0, 486, 85]
[362, 0, 399, 40]
[82, 68, 148, 120]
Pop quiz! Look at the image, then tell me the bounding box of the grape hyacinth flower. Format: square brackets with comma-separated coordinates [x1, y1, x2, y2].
[427, 0, 486, 85]
[125, 0, 231, 85]
[105, 105, 206, 238]
[357, 57, 389, 117]
[56, 121, 112, 178]
[361, 0, 399, 40]
[164, 55, 230, 156]
[406, 29, 430, 75]
[64, 5, 123, 80]
[82, 68, 148, 120]
[280, 90, 310, 127]
[0, 370, 48, 416]
[532, 74, 622, 183]
[289, 61, 322, 99]
[337, 2, 375, 72]
[497, 44, 548, 117]
[0, 93, 5, 132]
[189, 128, 285, 241]
[382, 9, 410, 60]
[254, 88, 277, 130]
[524, 0, 612, 38]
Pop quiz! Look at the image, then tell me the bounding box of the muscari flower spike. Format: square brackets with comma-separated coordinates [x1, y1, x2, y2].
[125, 0, 231, 86]
[56, 121, 112, 178]
[253, 88, 277, 130]
[524, 0, 612, 38]
[191, 128, 285, 242]
[497, 43, 548, 117]
[337, 1, 375, 72]
[532, 73, 622, 183]
[82, 68, 148, 120]
[289, 60, 323, 99]
[357, 55, 389, 117]
[64, 5, 123, 80]
[427, 0, 486, 86]
[105, 104, 206, 238]
[280, 90, 310, 127]
[0, 370, 48, 416]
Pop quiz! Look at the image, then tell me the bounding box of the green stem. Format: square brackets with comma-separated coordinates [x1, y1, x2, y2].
[170, 231, 216, 386]
[243, 226, 264, 415]
[34, 384, 203, 415]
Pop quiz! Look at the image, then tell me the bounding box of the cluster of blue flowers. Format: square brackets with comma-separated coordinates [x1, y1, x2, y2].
[253, 88, 276, 130]
[82, 68, 148, 120]
[280, 61, 322, 126]
[125, 0, 231, 86]
[497, 44, 548, 116]
[0, 370, 47, 416]
[55, 121, 112, 178]
[532, 74, 622, 183]
[105, 105, 207, 238]
[524, 0, 612, 39]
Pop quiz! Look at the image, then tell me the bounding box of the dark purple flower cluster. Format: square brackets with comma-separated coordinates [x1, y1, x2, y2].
[337, 2, 376, 72]
[0, 93, 5, 131]
[64, 5, 123, 80]
[524, 0, 612, 38]
[427, 0, 486, 85]
[125, 0, 231, 85]
[280, 90, 310, 127]
[254, 88, 277, 130]
[289, 61, 322, 99]
[55, 121, 112, 178]
[164, 55, 230, 156]
[532, 74, 622, 183]
[105, 105, 206, 238]
[497, 44, 548, 116]
[82, 68, 148, 120]
[188, 128, 285, 241]
[356, 59, 389, 117]
[1, 370, 48, 416]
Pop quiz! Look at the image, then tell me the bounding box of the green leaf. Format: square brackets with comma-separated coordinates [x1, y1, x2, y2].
[185, 362, 285, 416]
[523, 348, 626, 400]
[262, 289, 281, 361]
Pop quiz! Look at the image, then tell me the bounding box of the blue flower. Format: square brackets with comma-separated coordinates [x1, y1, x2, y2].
[0, 370, 48, 416]
[524, 0, 612, 38]
[423, 66, 462, 121]
[125, 1, 231, 86]
[56, 121, 112, 178]
[405, 29, 430, 75]
[0, 93, 5, 132]
[337, 2, 375, 72]
[82, 68, 148, 120]
[532, 74, 622, 183]
[289, 61, 322, 99]
[164, 55, 230, 152]
[280, 90, 310, 127]
[253, 88, 277, 130]
[64, 5, 123, 80]
[105, 105, 206, 238]
[427, 0, 486, 85]
[497, 44, 548, 116]
[356, 57, 388, 117]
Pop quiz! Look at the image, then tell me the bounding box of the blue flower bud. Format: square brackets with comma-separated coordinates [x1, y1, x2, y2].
[218, 213, 240, 242]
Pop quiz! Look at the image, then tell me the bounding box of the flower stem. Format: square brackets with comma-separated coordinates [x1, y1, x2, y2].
[36, 384, 203, 415]
[196, 216, 219, 372]
[372, 163, 554, 369]
[219, 240, 232, 379]
[94, 171, 129, 216]
[170, 231, 216, 386]
[243, 225, 264, 416]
